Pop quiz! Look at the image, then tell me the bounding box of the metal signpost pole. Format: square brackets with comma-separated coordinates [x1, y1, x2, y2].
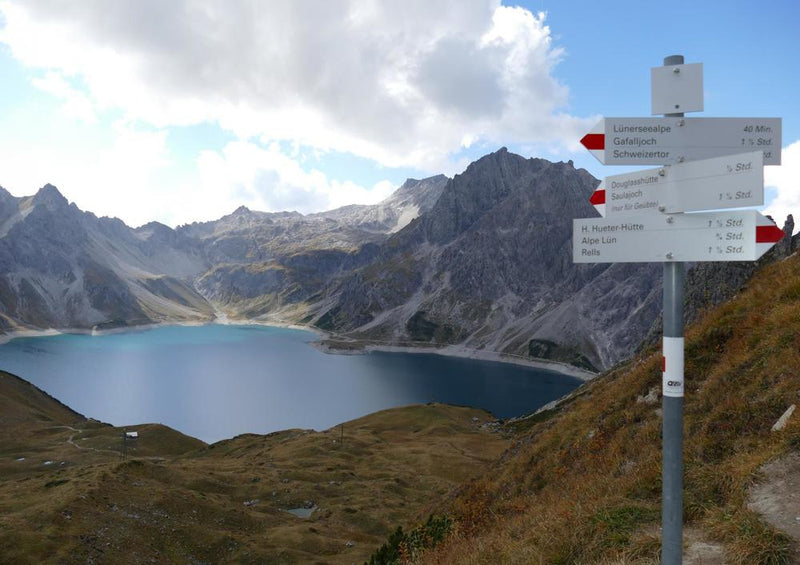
[574, 55, 781, 563]
[661, 54, 685, 565]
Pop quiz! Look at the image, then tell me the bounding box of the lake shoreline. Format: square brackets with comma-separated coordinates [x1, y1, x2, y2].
[0, 317, 324, 345]
[313, 341, 597, 381]
[0, 322, 589, 444]
[0, 319, 595, 381]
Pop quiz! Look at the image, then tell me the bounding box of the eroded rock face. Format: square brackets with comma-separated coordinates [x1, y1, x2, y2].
[0, 175, 446, 331]
[309, 149, 662, 370]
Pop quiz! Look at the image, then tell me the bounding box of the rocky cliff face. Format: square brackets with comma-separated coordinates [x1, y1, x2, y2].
[308, 149, 661, 370]
[181, 175, 447, 319]
[0, 175, 447, 332]
[0, 185, 213, 330]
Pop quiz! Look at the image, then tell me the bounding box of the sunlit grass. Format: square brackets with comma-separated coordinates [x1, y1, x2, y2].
[410, 253, 800, 564]
[0, 377, 508, 564]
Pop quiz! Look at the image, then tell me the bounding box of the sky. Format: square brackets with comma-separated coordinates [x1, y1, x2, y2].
[0, 0, 798, 229]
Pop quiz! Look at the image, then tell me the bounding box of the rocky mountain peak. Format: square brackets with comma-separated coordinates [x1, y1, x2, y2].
[135, 221, 176, 241]
[0, 186, 15, 208]
[316, 149, 664, 371]
[0, 186, 17, 225]
[395, 175, 448, 195]
[418, 148, 561, 245]
[33, 184, 69, 210]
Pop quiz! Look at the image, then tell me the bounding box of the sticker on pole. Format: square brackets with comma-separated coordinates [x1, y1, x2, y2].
[662, 337, 684, 397]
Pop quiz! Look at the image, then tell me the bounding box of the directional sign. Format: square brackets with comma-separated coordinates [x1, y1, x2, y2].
[590, 151, 764, 218]
[580, 117, 781, 166]
[573, 210, 783, 263]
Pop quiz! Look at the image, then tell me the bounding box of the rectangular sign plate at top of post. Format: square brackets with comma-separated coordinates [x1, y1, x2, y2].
[651, 62, 703, 115]
[573, 210, 783, 263]
[592, 150, 764, 218]
[581, 117, 781, 166]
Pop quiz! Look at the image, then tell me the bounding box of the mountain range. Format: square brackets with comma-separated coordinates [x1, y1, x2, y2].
[0, 148, 793, 371]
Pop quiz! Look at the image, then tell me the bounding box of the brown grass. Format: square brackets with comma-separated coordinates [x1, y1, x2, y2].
[417, 253, 800, 564]
[0, 374, 508, 564]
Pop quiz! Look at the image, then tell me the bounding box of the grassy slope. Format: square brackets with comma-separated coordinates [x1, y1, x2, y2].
[0, 370, 507, 565]
[417, 252, 800, 564]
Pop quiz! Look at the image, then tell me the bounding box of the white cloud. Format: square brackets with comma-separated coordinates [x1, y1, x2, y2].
[191, 141, 395, 221]
[764, 140, 800, 230]
[0, 105, 394, 228]
[0, 1, 598, 225]
[0, 1, 591, 171]
[0, 115, 172, 227]
[30, 72, 97, 123]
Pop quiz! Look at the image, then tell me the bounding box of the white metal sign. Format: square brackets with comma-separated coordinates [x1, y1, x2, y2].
[580, 117, 781, 166]
[573, 210, 783, 263]
[590, 151, 764, 217]
[651, 62, 703, 115]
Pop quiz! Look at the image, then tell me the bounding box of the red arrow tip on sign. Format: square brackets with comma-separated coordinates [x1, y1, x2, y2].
[589, 189, 606, 206]
[580, 133, 605, 150]
[756, 225, 785, 243]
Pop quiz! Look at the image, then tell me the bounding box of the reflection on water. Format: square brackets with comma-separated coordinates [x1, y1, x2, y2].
[21, 344, 51, 354]
[0, 325, 581, 443]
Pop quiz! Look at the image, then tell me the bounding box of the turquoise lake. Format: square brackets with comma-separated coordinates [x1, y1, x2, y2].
[0, 324, 582, 443]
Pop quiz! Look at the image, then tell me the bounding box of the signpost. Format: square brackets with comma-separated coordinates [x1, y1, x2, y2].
[590, 150, 764, 218]
[580, 117, 781, 166]
[573, 55, 783, 565]
[574, 210, 783, 263]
